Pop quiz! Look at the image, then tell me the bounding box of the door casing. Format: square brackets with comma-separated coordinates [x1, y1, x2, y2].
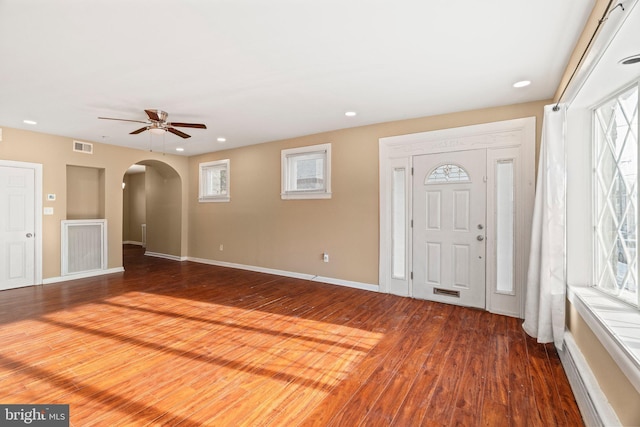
[379, 117, 535, 318]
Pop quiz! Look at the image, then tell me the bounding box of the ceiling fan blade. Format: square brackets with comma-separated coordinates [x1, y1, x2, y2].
[168, 122, 207, 129]
[130, 127, 148, 135]
[145, 109, 161, 122]
[167, 127, 191, 139]
[98, 117, 148, 124]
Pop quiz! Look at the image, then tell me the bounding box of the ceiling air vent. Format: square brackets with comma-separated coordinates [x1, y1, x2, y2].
[73, 140, 93, 154]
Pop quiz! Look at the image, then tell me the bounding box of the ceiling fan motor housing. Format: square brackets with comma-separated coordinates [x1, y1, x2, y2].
[148, 109, 168, 123]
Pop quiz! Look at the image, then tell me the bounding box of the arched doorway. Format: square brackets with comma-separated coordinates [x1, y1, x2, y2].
[122, 160, 182, 266]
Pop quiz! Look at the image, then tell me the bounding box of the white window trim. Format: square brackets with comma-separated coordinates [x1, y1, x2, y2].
[592, 82, 639, 307]
[199, 159, 230, 203]
[281, 143, 332, 200]
[567, 284, 640, 394]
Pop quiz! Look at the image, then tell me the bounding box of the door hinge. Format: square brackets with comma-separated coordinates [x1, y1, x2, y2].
[411, 167, 414, 176]
[410, 271, 413, 280]
[411, 219, 413, 228]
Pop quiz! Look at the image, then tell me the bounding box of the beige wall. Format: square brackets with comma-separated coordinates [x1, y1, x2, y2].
[145, 161, 182, 257]
[0, 127, 189, 279]
[123, 172, 146, 243]
[66, 165, 105, 219]
[567, 302, 640, 426]
[189, 99, 548, 284]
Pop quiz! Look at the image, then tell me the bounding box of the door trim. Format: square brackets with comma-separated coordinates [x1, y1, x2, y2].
[379, 117, 535, 317]
[0, 160, 43, 286]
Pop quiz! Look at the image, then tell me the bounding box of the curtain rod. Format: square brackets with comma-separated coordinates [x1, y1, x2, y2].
[553, 1, 625, 111]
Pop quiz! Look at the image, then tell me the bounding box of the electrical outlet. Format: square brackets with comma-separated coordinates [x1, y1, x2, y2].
[219, 244, 224, 251]
[323, 253, 329, 263]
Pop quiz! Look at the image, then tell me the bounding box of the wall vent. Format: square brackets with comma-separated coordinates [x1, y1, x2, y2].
[61, 219, 107, 275]
[73, 140, 93, 154]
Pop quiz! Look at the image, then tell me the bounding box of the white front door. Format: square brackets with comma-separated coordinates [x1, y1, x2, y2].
[412, 149, 486, 309]
[0, 166, 36, 290]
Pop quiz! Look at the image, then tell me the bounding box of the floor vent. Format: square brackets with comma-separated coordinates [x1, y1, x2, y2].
[434, 288, 460, 298]
[73, 140, 93, 154]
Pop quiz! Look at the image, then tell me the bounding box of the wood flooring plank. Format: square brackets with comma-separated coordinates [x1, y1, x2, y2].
[205, 292, 384, 426]
[390, 305, 472, 426]
[322, 299, 426, 427]
[262, 294, 389, 426]
[421, 308, 482, 426]
[478, 313, 510, 426]
[361, 303, 453, 427]
[0, 245, 585, 427]
[526, 336, 572, 426]
[297, 296, 417, 427]
[507, 318, 543, 427]
[448, 312, 492, 427]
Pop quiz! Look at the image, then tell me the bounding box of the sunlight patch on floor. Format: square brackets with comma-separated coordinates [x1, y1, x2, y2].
[0, 291, 383, 425]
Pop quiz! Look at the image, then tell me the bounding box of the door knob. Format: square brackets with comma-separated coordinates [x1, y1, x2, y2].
[477, 235, 484, 241]
[26, 233, 33, 238]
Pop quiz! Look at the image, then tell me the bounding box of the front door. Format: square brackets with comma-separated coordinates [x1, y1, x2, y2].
[0, 165, 36, 290]
[412, 149, 486, 309]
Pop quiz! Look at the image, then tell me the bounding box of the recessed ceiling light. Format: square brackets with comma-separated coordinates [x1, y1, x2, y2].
[23, 119, 37, 125]
[513, 80, 531, 88]
[217, 137, 226, 142]
[620, 54, 640, 65]
[345, 111, 357, 117]
[176, 147, 184, 152]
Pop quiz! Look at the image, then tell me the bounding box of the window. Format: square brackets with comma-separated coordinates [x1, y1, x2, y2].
[593, 84, 638, 306]
[199, 159, 230, 202]
[281, 143, 331, 199]
[426, 164, 470, 183]
[392, 168, 406, 279]
[496, 160, 514, 294]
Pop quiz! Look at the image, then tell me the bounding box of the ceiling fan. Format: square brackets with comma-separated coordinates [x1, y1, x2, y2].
[98, 109, 207, 139]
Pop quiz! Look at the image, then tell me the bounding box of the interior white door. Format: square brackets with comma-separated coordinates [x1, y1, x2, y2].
[0, 166, 36, 290]
[412, 149, 486, 308]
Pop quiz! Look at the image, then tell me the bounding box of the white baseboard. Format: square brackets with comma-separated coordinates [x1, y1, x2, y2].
[560, 331, 621, 427]
[42, 267, 125, 285]
[123, 240, 143, 246]
[187, 256, 379, 293]
[145, 251, 188, 262]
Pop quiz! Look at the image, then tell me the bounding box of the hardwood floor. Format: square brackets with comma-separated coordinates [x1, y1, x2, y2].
[0, 245, 583, 426]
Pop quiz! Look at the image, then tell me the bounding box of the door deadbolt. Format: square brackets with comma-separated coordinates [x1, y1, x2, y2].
[26, 233, 33, 238]
[477, 224, 484, 230]
[477, 235, 484, 241]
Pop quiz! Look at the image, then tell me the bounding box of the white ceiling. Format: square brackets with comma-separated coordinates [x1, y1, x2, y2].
[0, 1, 595, 156]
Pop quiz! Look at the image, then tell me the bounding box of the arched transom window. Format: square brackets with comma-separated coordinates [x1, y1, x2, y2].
[426, 164, 470, 184]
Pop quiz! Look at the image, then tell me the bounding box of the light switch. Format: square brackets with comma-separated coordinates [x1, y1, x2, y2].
[47, 194, 56, 201]
[44, 207, 54, 215]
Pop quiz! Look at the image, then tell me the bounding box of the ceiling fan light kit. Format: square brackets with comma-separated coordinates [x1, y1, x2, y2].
[98, 109, 207, 139]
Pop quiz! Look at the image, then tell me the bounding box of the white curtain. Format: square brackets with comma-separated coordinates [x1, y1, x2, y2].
[523, 103, 567, 350]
